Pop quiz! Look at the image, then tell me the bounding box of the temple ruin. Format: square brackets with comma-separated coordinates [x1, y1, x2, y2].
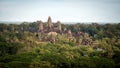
[37, 16, 93, 45]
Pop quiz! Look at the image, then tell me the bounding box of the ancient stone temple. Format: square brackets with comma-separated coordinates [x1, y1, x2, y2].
[57, 21, 61, 30]
[37, 16, 94, 45]
[57, 21, 62, 33]
[37, 16, 62, 43]
[75, 32, 84, 45]
[47, 16, 53, 30]
[38, 20, 43, 32]
[67, 30, 73, 41]
[38, 16, 62, 33]
[63, 28, 67, 34]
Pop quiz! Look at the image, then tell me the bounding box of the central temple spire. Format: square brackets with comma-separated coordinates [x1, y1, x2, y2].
[47, 16, 53, 29]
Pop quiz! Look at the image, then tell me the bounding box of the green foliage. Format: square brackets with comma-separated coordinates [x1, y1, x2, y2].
[29, 61, 54, 68]
[0, 23, 120, 68]
[5, 61, 29, 68]
[68, 42, 76, 46]
[91, 57, 115, 68]
[0, 42, 23, 56]
[0, 36, 6, 42]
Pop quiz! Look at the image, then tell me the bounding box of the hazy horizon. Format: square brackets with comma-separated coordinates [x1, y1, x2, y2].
[0, 0, 120, 23]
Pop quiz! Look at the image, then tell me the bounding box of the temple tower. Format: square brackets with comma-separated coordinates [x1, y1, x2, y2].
[57, 21, 62, 32]
[47, 16, 53, 29]
[67, 30, 73, 41]
[39, 20, 43, 32]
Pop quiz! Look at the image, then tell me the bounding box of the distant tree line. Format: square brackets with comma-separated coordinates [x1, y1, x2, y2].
[0, 22, 120, 68]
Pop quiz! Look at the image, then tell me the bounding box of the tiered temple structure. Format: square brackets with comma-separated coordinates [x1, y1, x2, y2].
[37, 16, 93, 45]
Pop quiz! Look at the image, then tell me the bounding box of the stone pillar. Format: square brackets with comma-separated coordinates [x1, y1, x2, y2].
[57, 21, 62, 33]
[39, 20, 43, 32]
[67, 30, 72, 41]
[47, 16, 53, 29]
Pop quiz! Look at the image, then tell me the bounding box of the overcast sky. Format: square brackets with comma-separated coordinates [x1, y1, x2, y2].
[0, 0, 120, 23]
